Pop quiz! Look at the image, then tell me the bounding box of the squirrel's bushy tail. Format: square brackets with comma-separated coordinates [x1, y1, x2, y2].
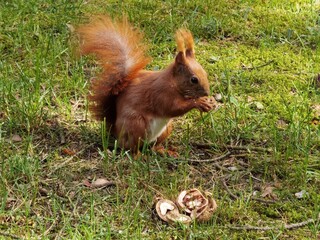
[77, 16, 150, 122]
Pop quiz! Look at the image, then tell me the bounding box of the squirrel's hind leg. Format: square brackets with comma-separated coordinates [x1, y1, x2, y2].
[116, 115, 148, 153]
[153, 122, 179, 158]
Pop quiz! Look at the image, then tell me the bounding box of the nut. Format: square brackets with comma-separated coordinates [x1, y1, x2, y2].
[176, 188, 217, 222]
[155, 199, 191, 225]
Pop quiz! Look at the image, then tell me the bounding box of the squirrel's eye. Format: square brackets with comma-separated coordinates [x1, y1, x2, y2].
[190, 76, 199, 84]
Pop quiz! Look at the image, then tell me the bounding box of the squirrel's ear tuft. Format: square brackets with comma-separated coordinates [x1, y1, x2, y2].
[175, 29, 185, 53]
[175, 29, 195, 58]
[183, 29, 195, 58]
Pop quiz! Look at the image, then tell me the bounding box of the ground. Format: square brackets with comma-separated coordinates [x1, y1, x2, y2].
[0, 0, 319, 239]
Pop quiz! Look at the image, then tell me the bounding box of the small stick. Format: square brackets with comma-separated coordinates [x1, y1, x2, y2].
[190, 142, 215, 149]
[41, 219, 58, 237]
[58, 127, 66, 144]
[188, 151, 231, 163]
[221, 178, 238, 200]
[231, 153, 249, 158]
[190, 142, 272, 153]
[229, 213, 320, 231]
[176, 153, 230, 171]
[212, 162, 229, 171]
[251, 197, 276, 204]
[242, 60, 275, 71]
[226, 145, 272, 153]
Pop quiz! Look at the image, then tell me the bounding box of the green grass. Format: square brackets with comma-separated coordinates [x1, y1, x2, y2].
[1, 0, 320, 239]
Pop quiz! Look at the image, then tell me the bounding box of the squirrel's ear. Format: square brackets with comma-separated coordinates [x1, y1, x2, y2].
[175, 51, 186, 65]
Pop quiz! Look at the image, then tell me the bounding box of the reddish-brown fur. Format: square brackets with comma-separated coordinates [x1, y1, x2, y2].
[77, 16, 216, 151]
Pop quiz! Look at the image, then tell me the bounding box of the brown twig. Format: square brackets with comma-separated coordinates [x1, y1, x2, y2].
[221, 178, 238, 200]
[212, 162, 229, 171]
[242, 60, 275, 71]
[190, 142, 272, 153]
[226, 145, 272, 153]
[59, 127, 66, 144]
[190, 142, 215, 149]
[188, 151, 231, 163]
[176, 152, 231, 171]
[251, 197, 276, 204]
[41, 218, 59, 238]
[228, 213, 320, 231]
[231, 153, 250, 159]
[0, 231, 23, 240]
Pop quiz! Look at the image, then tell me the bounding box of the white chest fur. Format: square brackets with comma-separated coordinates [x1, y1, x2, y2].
[147, 118, 170, 143]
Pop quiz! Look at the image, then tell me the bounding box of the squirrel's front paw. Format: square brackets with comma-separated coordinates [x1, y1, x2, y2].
[196, 96, 217, 112]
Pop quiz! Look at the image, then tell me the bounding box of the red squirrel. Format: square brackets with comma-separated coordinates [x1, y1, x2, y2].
[77, 16, 217, 152]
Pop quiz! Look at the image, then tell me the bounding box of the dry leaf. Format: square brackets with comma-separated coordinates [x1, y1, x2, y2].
[11, 134, 22, 142]
[314, 74, 320, 89]
[62, 148, 76, 156]
[208, 56, 220, 63]
[91, 178, 116, 188]
[261, 186, 274, 197]
[241, 62, 253, 70]
[247, 96, 254, 103]
[276, 119, 288, 129]
[261, 186, 277, 199]
[66, 23, 75, 33]
[255, 101, 264, 110]
[310, 105, 320, 126]
[5, 197, 17, 209]
[68, 191, 76, 199]
[311, 118, 319, 126]
[312, 104, 320, 117]
[295, 190, 309, 199]
[228, 166, 238, 171]
[82, 179, 92, 187]
[38, 187, 49, 196]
